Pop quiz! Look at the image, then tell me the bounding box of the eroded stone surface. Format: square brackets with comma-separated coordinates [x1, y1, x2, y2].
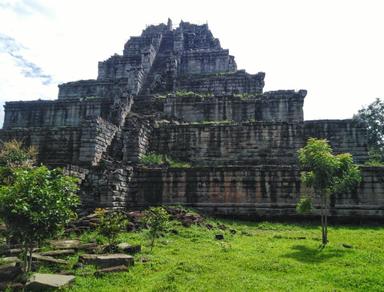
[80, 254, 134, 268]
[27, 273, 75, 290]
[50, 240, 80, 250]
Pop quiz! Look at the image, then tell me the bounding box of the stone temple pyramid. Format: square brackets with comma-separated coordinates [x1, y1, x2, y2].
[1, 19, 382, 219]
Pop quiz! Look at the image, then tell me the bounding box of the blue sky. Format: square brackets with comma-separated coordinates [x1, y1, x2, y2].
[1, 0, 383, 125]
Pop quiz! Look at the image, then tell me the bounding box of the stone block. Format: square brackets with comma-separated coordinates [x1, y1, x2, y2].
[26, 273, 75, 290]
[80, 254, 134, 269]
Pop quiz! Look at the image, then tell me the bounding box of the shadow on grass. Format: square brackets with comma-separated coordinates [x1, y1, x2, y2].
[283, 245, 350, 263]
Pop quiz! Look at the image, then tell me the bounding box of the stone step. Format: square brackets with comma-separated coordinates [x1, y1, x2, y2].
[80, 254, 134, 269]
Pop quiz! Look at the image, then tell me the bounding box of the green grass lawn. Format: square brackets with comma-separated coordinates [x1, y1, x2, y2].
[62, 220, 384, 292]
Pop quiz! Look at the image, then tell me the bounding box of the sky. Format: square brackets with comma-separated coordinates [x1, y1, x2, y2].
[0, 0, 383, 126]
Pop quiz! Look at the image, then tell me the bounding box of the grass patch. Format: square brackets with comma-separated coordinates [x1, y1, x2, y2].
[60, 220, 384, 291]
[140, 152, 191, 168]
[190, 120, 234, 125]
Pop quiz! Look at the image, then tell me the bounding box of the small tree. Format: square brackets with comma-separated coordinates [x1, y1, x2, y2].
[0, 166, 79, 273]
[96, 209, 129, 247]
[297, 138, 361, 245]
[143, 207, 169, 251]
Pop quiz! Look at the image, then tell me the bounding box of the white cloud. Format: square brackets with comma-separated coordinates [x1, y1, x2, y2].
[0, 0, 384, 127]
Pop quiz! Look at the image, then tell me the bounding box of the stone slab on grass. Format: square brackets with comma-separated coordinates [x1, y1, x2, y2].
[80, 254, 134, 269]
[94, 265, 128, 277]
[40, 249, 75, 257]
[27, 273, 75, 290]
[32, 253, 68, 265]
[49, 239, 80, 249]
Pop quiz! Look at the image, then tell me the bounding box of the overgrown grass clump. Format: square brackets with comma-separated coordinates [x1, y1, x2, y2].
[140, 152, 191, 168]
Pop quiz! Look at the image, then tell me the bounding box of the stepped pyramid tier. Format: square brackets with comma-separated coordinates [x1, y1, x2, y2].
[1, 20, 382, 220]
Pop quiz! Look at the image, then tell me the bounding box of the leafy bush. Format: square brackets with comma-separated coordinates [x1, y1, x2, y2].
[96, 209, 129, 246]
[353, 98, 384, 162]
[143, 207, 170, 250]
[296, 195, 312, 214]
[0, 140, 37, 185]
[0, 140, 37, 169]
[365, 149, 384, 166]
[0, 166, 79, 272]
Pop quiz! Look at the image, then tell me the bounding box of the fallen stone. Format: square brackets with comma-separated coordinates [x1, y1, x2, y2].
[215, 234, 224, 240]
[0, 261, 23, 282]
[77, 242, 99, 252]
[117, 243, 141, 254]
[50, 239, 80, 250]
[26, 273, 75, 290]
[32, 253, 68, 265]
[80, 254, 134, 269]
[40, 249, 75, 257]
[1, 256, 21, 264]
[94, 265, 128, 276]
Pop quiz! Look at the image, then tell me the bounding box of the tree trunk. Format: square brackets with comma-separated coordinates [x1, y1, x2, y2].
[320, 193, 328, 245]
[27, 245, 33, 273]
[324, 195, 328, 245]
[22, 246, 28, 273]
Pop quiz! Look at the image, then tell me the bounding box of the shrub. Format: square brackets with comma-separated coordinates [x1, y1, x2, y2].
[0, 166, 79, 273]
[0, 140, 37, 185]
[143, 207, 170, 250]
[96, 209, 129, 246]
[296, 195, 312, 214]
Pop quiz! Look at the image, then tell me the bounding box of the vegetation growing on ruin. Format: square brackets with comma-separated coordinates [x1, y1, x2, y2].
[174, 90, 213, 99]
[234, 92, 260, 100]
[190, 120, 234, 125]
[354, 98, 384, 163]
[140, 152, 191, 168]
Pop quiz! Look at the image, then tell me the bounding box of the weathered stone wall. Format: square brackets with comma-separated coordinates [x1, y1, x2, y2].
[163, 90, 306, 123]
[179, 50, 236, 75]
[58, 79, 130, 99]
[128, 165, 384, 219]
[107, 114, 154, 163]
[0, 127, 81, 166]
[151, 119, 369, 165]
[151, 122, 304, 166]
[80, 163, 134, 208]
[0, 117, 118, 167]
[304, 120, 369, 163]
[78, 118, 118, 166]
[175, 70, 265, 94]
[3, 98, 114, 129]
